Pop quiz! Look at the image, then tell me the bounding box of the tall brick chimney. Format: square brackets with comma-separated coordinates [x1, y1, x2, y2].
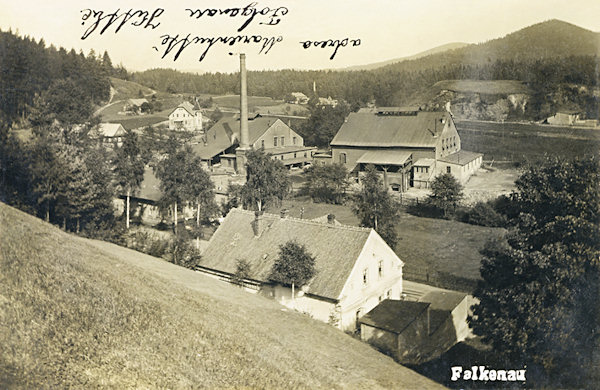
[236, 53, 250, 176]
[239, 53, 249, 149]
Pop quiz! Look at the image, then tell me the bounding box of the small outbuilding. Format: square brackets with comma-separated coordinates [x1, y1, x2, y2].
[359, 290, 469, 364]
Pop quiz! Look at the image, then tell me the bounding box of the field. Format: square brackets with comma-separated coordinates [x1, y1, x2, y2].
[432, 79, 531, 95]
[213, 95, 284, 111]
[109, 77, 155, 101]
[108, 116, 168, 130]
[456, 120, 600, 165]
[0, 203, 442, 389]
[267, 197, 504, 292]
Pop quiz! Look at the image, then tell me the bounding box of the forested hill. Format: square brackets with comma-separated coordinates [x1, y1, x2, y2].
[131, 20, 598, 120]
[376, 19, 600, 74]
[0, 29, 127, 135]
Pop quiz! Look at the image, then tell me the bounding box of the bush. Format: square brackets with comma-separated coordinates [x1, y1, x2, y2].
[464, 201, 507, 227]
[168, 235, 201, 269]
[147, 238, 170, 258]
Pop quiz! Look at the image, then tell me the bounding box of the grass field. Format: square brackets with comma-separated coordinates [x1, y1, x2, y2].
[109, 116, 168, 130]
[0, 202, 442, 389]
[267, 197, 504, 292]
[433, 80, 531, 95]
[213, 95, 284, 111]
[110, 77, 155, 102]
[456, 120, 600, 164]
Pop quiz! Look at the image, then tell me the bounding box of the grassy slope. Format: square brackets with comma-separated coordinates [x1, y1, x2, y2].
[0, 203, 443, 389]
[110, 77, 155, 101]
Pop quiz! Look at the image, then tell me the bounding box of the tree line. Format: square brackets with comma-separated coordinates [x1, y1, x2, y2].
[131, 56, 598, 120]
[0, 29, 126, 136]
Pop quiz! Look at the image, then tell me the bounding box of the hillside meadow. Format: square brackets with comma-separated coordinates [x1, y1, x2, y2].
[0, 203, 443, 389]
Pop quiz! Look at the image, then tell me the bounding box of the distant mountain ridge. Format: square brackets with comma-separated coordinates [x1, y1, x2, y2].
[340, 42, 469, 71]
[378, 19, 600, 74]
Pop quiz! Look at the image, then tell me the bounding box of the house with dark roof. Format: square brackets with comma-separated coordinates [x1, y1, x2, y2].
[169, 101, 203, 132]
[359, 290, 469, 364]
[330, 107, 483, 190]
[198, 208, 404, 331]
[123, 98, 149, 114]
[191, 115, 316, 170]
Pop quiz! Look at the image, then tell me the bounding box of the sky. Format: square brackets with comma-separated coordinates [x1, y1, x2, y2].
[1, 0, 599, 73]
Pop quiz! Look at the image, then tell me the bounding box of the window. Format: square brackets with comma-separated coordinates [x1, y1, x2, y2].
[378, 260, 384, 278]
[378, 295, 383, 302]
[386, 289, 392, 298]
[273, 137, 278, 147]
[261, 140, 265, 149]
[425, 167, 429, 173]
[294, 152, 297, 158]
[339, 152, 347, 164]
[280, 136, 285, 146]
[447, 166, 451, 174]
[304, 152, 307, 157]
[293, 136, 297, 145]
[362, 268, 368, 285]
[281, 155, 284, 160]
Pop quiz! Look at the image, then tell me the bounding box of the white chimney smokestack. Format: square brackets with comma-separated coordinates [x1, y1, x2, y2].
[240, 53, 249, 149]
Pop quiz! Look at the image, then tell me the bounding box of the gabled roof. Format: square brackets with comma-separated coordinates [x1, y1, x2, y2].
[190, 119, 237, 160]
[438, 150, 483, 165]
[91, 123, 126, 138]
[357, 150, 412, 166]
[191, 116, 290, 160]
[331, 110, 450, 148]
[419, 291, 467, 312]
[311, 214, 342, 226]
[360, 300, 430, 334]
[127, 98, 148, 106]
[200, 208, 375, 300]
[169, 101, 199, 117]
[360, 299, 453, 335]
[414, 158, 436, 167]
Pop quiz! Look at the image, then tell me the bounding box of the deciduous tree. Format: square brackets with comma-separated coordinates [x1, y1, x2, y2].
[240, 148, 290, 211]
[353, 165, 400, 247]
[114, 132, 145, 229]
[269, 240, 316, 301]
[303, 162, 349, 204]
[470, 156, 600, 387]
[428, 173, 464, 218]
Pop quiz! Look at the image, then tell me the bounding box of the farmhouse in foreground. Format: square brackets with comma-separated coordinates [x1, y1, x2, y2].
[198, 208, 404, 331]
[330, 107, 483, 191]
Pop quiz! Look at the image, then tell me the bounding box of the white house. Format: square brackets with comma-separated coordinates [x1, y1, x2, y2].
[198, 208, 404, 331]
[169, 101, 203, 132]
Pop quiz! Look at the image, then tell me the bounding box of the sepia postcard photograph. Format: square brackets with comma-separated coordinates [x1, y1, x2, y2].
[1, 0, 598, 388]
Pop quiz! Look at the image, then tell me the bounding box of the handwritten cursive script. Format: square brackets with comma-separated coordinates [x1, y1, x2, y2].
[185, 2, 288, 32]
[300, 38, 361, 60]
[154, 33, 283, 62]
[80, 8, 164, 40]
